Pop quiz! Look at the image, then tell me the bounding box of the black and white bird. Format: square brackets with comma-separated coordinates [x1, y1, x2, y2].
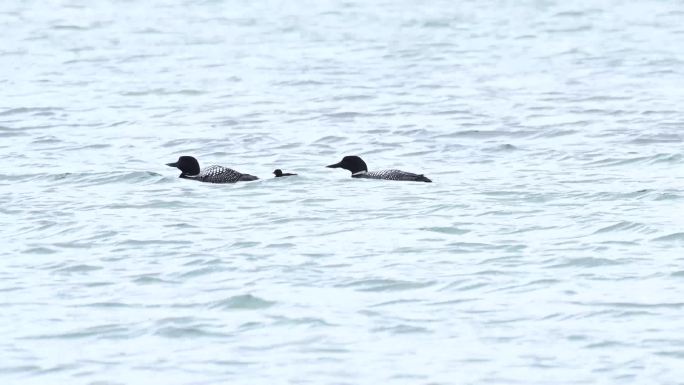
[166, 156, 258, 183]
[326, 155, 432, 182]
[273, 169, 297, 177]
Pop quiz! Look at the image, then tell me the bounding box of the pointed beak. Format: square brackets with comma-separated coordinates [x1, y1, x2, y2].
[326, 162, 341, 168]
[166, 162, 178, 168]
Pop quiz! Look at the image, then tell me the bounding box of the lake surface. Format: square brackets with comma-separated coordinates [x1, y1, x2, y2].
[1, 0, 683, 384]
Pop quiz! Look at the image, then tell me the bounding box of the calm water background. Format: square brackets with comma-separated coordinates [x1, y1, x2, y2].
[1, 0, 683, 384]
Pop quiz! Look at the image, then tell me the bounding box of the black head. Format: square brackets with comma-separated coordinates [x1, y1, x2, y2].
[273, 169, 283, 177]
[326, 155, 368, 174]
[166, 156, 200, 176]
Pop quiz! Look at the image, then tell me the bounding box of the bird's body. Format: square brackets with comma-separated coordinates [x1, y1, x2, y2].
[327, 156, 432, 183]
[166, 156, 258, 183]
[186, 165, 258, 183]
[351, 169, 430, 182]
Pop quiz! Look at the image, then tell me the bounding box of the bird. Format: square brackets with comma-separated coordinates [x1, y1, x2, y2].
[166, 156, 258, 183]
[273, 169, 297, 177]
[326, 155, 432, 182]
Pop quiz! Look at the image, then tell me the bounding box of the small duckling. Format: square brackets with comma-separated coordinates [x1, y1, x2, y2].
[273, 169, 297, 177]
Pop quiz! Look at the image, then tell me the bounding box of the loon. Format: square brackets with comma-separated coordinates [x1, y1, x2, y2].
[166, 156, 258, 183]
[273, 169, 297, 177]
[326, 155, 432, 182]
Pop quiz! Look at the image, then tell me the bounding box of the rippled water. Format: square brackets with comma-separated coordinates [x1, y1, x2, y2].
[2, 0, 684, 384]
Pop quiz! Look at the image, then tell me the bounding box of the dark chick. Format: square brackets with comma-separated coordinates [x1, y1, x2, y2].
[273, 169, 297, 177]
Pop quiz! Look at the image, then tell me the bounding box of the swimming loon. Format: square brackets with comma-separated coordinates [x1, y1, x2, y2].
[326, 155, 432, 182]
[273, 169, 297, 177]
[166, 156, 258, 183]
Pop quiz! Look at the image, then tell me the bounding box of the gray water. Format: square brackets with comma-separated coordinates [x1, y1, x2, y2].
[2, 0, 683, 384]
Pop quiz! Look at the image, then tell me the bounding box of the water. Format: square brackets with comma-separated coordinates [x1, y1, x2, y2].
[1, 0, 683, 384]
